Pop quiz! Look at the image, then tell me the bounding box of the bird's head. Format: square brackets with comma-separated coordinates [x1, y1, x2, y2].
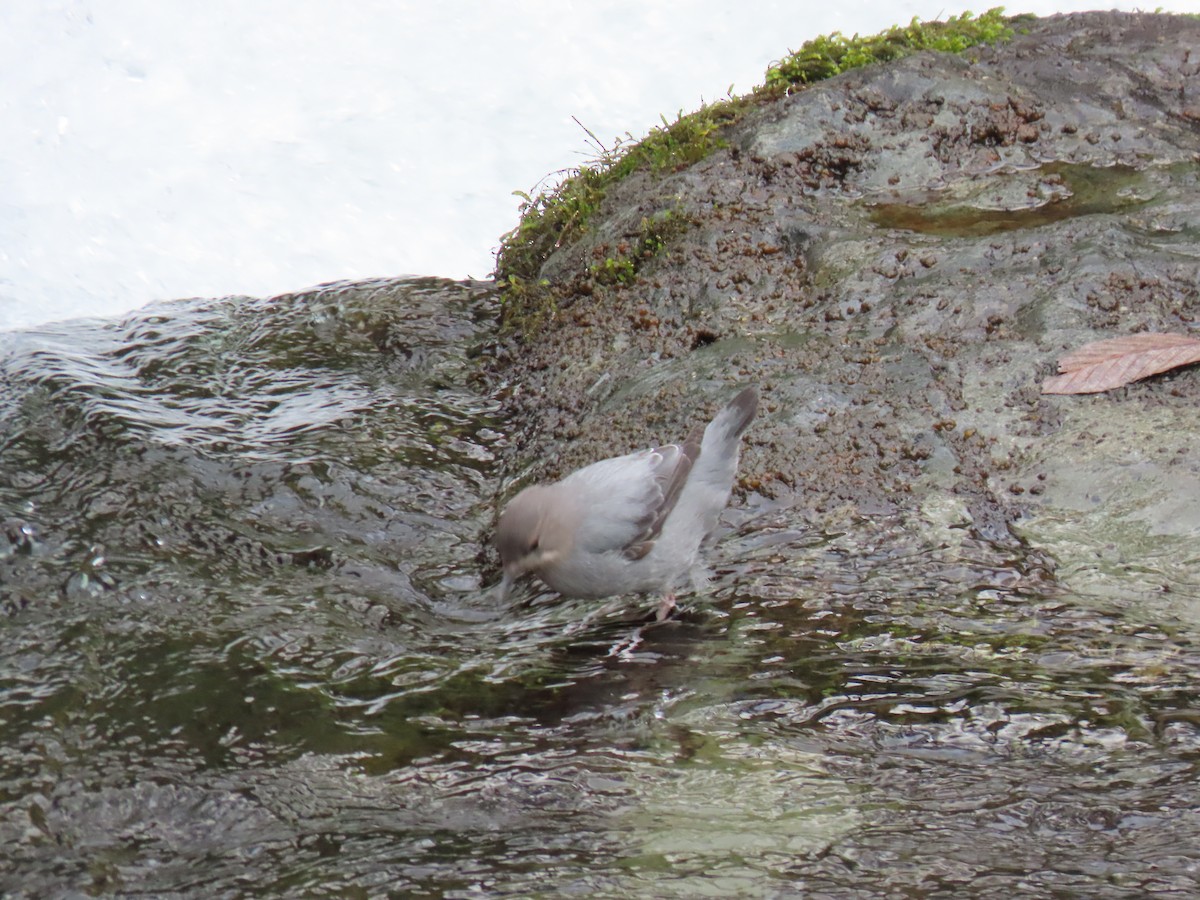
[494, 485, 571, 598]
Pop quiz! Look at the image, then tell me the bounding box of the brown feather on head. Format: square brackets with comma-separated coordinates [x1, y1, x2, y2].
[495, 485, 573, 597]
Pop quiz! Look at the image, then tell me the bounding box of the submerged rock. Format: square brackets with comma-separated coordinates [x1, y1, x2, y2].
[492, 11, 1200, 616]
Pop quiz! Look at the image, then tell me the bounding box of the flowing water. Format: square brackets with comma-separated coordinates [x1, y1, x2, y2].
[2, 279, 1199, 897]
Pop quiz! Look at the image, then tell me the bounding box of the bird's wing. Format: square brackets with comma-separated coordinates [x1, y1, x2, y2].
[562, 437, 699, 558]
[622, 429, 702, 559]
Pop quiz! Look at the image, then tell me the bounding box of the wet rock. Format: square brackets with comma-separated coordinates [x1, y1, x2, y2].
[494, 11, 1200, 612]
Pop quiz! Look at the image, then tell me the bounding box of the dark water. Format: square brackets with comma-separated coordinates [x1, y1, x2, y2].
[2, 278, 1199, 897]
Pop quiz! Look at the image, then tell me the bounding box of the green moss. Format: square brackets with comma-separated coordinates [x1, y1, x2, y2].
[587, 209, 691, 286]
[497, 167, 609, 296]
[497, 273, 556, 332]
[500, 208, 690, 331]
[495, 7, 1018, 317]
[589, 255, 637, 286]
[764, 8, 1013, 88]
[495, 104, 736, 287]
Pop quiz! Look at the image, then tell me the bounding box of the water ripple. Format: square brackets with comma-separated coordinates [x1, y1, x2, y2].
[3, 279, 1200, 896]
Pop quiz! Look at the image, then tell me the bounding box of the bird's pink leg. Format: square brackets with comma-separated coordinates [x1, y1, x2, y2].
[655, 592, 677, 622]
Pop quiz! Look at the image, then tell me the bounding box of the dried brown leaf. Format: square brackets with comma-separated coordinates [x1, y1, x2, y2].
[1042, 332, 1200, 395]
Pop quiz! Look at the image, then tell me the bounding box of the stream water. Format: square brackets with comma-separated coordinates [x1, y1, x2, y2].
[2, 278, 1199, 897]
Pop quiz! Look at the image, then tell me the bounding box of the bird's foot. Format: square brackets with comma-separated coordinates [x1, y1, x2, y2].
[655, 593, 677, 622]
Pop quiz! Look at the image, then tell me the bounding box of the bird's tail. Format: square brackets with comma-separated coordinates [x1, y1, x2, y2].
[704, 386, 758, 448]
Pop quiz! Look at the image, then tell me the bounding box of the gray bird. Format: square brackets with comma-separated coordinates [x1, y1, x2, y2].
[495, 386, 758, 620]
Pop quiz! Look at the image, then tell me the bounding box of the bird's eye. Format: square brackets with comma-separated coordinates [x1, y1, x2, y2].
[528, 539, 540, 554]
